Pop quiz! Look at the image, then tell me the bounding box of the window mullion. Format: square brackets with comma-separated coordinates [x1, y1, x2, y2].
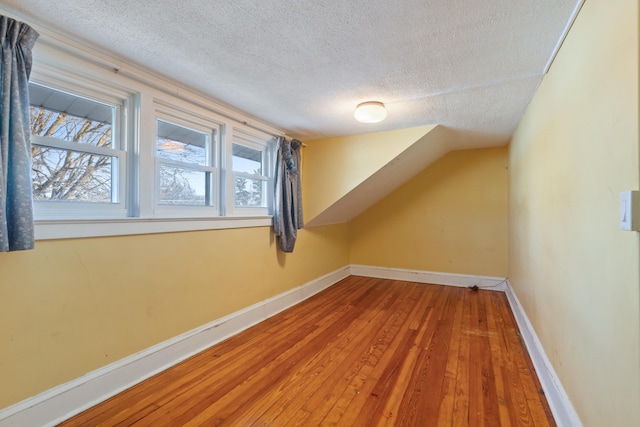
[138, 93, 156, 218]
[221, 126, 232, 217]
[157, 158, 217, 172]
[126, 93, 141, 217]
[31, 136, 124, 157]
[234, 171, 268, 181]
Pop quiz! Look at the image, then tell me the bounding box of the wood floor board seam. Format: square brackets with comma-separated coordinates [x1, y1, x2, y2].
[57, 277, 556, 427]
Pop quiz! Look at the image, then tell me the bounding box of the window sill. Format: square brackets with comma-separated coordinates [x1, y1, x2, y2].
[35, 216, 273, 240]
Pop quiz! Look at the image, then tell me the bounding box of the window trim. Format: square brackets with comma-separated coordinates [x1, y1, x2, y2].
[152, 110, 221, 217]
[34, 216, 273, 240]
[227, 128, 276, 217]
[29, 78, 133, 220]
[27, 37, 286, 240]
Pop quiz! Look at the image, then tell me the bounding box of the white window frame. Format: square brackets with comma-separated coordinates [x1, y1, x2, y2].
[29, 73, 134, 220]
[152, 106, 222, 218]
[27, 39, 285, 240]
[226, 127, 275, 217]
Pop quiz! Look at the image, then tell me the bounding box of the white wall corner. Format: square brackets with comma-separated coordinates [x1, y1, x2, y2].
[504, 280, 583, 427]
[0, 265, 351, 427]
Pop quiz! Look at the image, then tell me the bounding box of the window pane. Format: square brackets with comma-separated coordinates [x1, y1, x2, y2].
[159, 165, 208, 205]
[29, 83, 114, 147]
[232, 144, 263, 174]
[31, 145, 115, 203]
[156, 120, 208, 165]
[235, 176, 266, 207]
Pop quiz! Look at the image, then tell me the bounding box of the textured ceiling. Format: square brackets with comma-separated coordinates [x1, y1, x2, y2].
[2, 0, 582, 142]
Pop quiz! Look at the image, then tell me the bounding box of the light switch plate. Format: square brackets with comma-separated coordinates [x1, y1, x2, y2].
[620, 191, 640, 231]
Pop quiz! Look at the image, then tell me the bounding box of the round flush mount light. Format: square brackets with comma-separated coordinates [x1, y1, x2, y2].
[354, 101, 387, 123]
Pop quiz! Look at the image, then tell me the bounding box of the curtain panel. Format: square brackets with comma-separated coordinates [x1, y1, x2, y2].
[273, 137, 304, 252]
[0, 15, 38, 252]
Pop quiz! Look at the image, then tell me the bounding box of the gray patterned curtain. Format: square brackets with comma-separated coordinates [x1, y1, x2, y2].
[273, 137, 304, 252]
[0, 16, 39, 252]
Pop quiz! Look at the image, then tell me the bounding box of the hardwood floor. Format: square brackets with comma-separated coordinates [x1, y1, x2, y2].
[59, 276, 555, 426]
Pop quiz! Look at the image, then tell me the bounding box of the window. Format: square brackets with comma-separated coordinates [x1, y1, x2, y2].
[228, 129, 275, 216]
[28, 49, 281, 239]
[29, 81, 129, 219]
[154, 111, 220, 217]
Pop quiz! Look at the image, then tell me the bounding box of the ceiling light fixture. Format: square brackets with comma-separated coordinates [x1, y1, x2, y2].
[354, 101, 387, 123]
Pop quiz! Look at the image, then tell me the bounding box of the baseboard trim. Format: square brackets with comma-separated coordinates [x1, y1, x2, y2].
[352, 265, 580, 426]
[504, 281, 582, 427]
[0, 266, 351, 427]
[0, 266, 579, 427]
[350, 264, 508, 291]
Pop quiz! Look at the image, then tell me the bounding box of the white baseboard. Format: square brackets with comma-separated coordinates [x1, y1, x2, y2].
[0, 266, 351, 427]
[0, 266, 578, 427]
[352, 265, 579, 426]
[350, 264, 508, 291]
[504, 281, 582, 427]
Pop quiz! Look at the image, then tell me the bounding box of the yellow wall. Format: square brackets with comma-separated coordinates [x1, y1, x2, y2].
[508, 0, 639, 425]
[350, 147, 508, 277]
[303, 125, 435, 221]
[4, 2, 638, 420]
[0, 224, 349, 408]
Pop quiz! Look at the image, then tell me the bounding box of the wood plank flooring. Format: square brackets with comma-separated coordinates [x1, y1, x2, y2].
[59, 276, 555, 426]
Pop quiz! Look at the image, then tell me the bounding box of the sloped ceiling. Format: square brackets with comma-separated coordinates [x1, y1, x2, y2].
[306, 125, 452, 227]
[1, 0, 583, 143]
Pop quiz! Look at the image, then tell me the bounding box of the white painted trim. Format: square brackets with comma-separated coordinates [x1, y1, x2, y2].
[34, 216, 274, 240]
[350, 266, 579, 425]
[0, 266, 351, 427]
[349, 264, 508, 291]
[1, 267, 580, 427]
[504, 281, 583, 427]
[543, 0, 586, 74]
